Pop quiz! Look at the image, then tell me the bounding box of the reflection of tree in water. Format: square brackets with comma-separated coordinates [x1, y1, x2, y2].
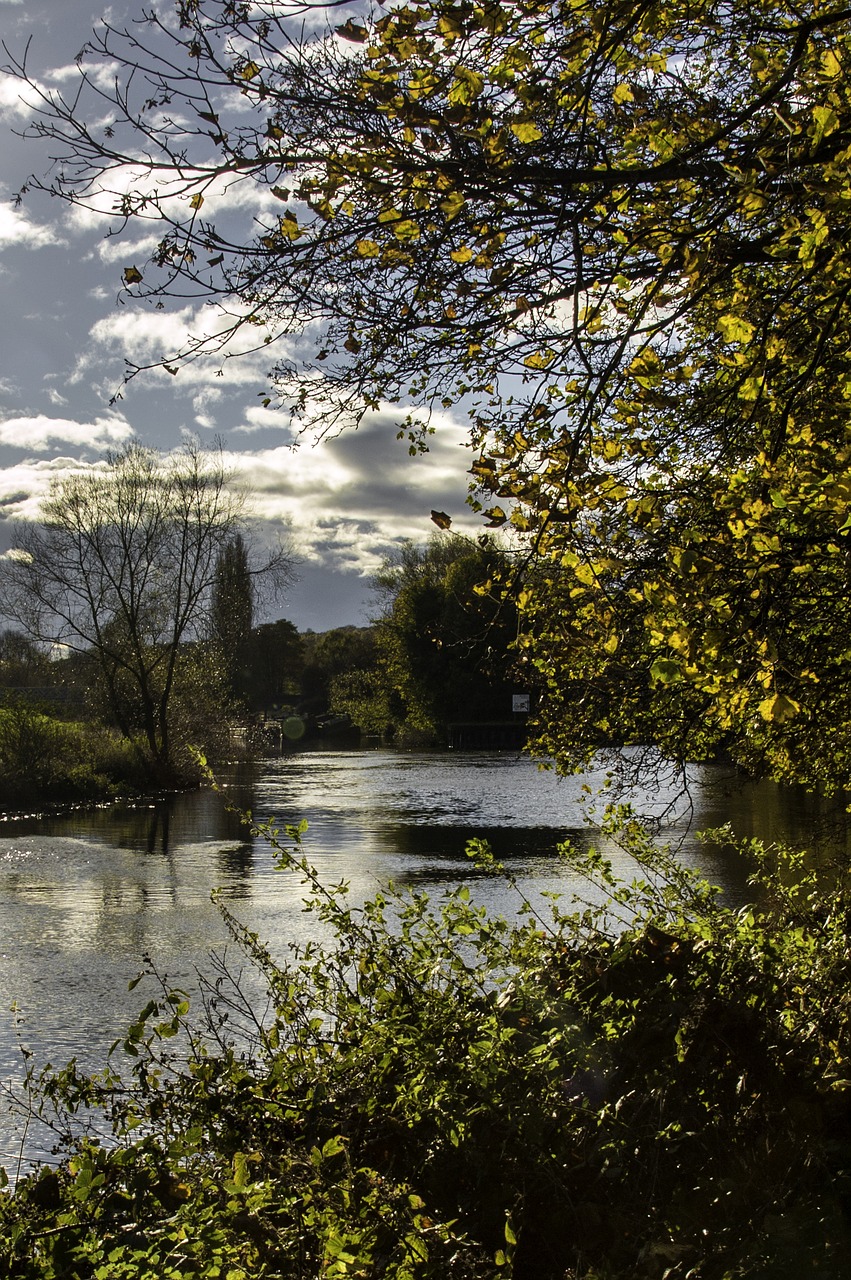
[8, 767, 258, 869]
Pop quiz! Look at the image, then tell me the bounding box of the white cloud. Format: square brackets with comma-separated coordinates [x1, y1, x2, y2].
[0, 413, 134, 452]
[85, 302, 289, 392]
[0, 200, 63, 250]
[0, 72, 39, 117]
[96, 232, 163, 264]
[0, 456, 104, 520]
[234, 405, 294, 435]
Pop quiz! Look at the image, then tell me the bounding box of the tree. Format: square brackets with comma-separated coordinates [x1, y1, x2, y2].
[210, 532, 254, 698]
[348, 534, 519, 743]
[0, 629, 50, 690]
[0, 443, 289, 781]
[301, 625, 378, 712]
[10, 0, 851, 784]
[242, 616, 305, 708]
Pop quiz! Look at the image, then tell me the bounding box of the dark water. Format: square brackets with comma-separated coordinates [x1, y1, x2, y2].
[0, 748, 847, 1173]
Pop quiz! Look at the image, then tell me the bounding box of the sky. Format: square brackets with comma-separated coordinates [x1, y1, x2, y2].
[0, 0, 476, 632]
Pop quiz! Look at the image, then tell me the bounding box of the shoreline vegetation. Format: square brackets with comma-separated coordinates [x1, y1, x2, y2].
[3, 809, 851, 1278]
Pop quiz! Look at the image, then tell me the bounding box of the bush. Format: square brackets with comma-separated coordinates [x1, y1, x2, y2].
[2, 811, 851, 1278]
[0, 700, 150, 807]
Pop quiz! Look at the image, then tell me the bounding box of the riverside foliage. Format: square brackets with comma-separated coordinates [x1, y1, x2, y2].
[2, 811, 851, 1279]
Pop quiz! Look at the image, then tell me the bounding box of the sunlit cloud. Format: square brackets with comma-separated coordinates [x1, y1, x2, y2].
[0, 200, 63, 250]
[224, 406, 477, 574]
[0, 72, 40, 117]
[0, 413, 134, 452]
[0, 456, 104, 521]
[96, 232, 163, 264]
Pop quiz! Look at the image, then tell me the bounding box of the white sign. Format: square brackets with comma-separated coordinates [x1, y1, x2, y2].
[512, 693, 530, 714]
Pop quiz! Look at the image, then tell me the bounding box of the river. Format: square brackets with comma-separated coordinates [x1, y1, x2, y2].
[1, 747, 848, 1173]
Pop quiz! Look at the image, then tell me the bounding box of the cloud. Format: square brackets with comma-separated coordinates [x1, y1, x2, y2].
[0, 413, 134, 452]
[0, 456, 103, 521]
[234, 405, 294, 435]
[86, 303, 286, 389]
[0, 72, 38, 117]
[0, 200, 63, 250]
[96, 232, 163, 264]
[225, 406, 477, 575]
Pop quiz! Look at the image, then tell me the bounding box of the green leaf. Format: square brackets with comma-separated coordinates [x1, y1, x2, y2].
[650, 657, 682, 685]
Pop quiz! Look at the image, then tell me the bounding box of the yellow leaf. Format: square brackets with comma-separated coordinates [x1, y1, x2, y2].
[356, 239, 380, 258]
[613, 82, 634, 105]
[448, 68, 485, 106]
[189, 193, 204, 210]
[440, 191, 466, 222]
[821, 49, 842, 80]
[392, 219, 420, 242]
[335, 20, 368, 43]
[812, 104, 839, 145]
[718, 314, 755, 344]
[650, 657, 681, 684]
[738, 375, 764, 401]
[123, 266, 143, 284]
[240, 61, 260, 81]
[450, 245, 474, 264]
[510, 120, 543, 144]
[279, 212, 302, 241]
[758, 693, 801, 724]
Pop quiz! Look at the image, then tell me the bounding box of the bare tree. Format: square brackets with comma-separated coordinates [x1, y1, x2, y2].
[0, 442, 293, 781]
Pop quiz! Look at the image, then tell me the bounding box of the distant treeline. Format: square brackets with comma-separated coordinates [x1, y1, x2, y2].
[236, 535, 525, 746]
[0, 535, 525, 806]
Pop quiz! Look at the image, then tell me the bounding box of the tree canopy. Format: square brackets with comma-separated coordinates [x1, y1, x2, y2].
[10, 0, 851, 784]
[331, 535, 519, 743]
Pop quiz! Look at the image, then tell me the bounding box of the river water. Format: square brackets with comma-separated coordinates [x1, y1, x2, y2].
[1, 747, 847, 1173]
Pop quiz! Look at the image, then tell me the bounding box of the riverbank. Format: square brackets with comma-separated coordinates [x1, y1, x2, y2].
[0, 703, 153, 811]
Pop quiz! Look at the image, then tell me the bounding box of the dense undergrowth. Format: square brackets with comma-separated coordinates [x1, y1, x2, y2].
[2, 809, 851, 1279]
[0, 701, 151, 808]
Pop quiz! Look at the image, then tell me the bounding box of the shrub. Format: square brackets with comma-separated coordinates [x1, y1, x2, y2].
[0, 700, 150, 808]
[2, 811, 851, 1278]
